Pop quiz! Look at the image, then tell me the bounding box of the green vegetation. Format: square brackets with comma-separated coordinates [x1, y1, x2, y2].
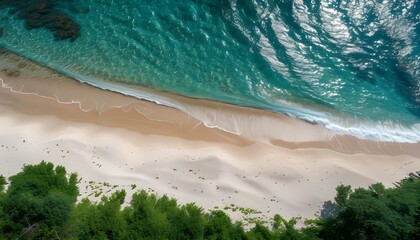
[317, 180, 420, 240]
[0, 162, 419, 239]
[0, 162, 78, 239]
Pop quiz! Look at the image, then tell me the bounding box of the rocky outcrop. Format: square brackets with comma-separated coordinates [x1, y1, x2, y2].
[0, 0, 81, 41]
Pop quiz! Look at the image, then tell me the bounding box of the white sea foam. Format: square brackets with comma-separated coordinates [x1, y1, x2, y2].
[56, 69, 420, 144]
[1, 55, 419, 144]
[299, 114, 420, 143]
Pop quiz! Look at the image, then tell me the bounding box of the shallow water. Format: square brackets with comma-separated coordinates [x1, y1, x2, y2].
[0, 0, 419, 142]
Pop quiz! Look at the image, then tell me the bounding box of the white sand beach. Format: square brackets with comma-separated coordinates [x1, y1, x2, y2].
[1, 50, 419, 223]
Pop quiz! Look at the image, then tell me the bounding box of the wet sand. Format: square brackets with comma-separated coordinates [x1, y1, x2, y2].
[1, 50, 419, 223]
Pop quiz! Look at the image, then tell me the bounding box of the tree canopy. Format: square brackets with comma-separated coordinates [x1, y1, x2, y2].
[0, 162, 419, 239]
[317, 179, 420, 240]
[0, 161, 78, 239]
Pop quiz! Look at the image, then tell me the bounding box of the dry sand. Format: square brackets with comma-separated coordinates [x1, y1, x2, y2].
[0, 50, 419, 224]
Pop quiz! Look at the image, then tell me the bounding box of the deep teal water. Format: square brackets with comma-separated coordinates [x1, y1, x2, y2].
[0, 0, 419, 142]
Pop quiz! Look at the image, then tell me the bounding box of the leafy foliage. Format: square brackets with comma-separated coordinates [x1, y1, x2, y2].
[0, 161, 78, 239]
[0, 162, 419, 240]
[318, 179, 420, 240]
[0, 176, 5, 192]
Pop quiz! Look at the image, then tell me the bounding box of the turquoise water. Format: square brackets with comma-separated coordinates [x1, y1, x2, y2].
[1, 0, 419, 142]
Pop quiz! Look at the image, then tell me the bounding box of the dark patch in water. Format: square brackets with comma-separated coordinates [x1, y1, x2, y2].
[2, 68, 20, 77]
[393, 64, 420, 117]
[0, 27, 3, 37]
[0, 0, 80, 41]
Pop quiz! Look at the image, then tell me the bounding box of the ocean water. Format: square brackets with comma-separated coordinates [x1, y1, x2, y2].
[0, 0, 419, 142]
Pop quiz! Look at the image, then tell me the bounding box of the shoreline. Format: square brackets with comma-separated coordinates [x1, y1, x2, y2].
[3, 48, 420, 144]
[1, 49, 419, 156]
[1, 50, 419, 221]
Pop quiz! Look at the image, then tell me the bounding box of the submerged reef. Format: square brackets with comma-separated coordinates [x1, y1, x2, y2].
[0, 0, 80, 41]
